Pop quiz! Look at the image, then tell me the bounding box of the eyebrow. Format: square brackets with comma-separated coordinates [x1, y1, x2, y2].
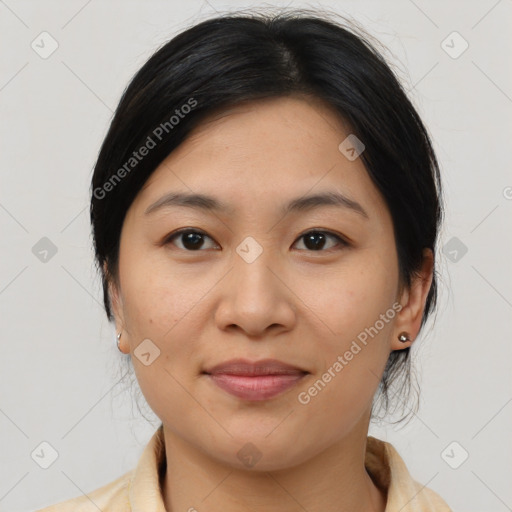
[145, 190, 369, 219]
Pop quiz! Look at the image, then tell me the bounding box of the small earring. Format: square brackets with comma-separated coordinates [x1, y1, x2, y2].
[116, 332, 122, 352]
[398, 332, 410, 343]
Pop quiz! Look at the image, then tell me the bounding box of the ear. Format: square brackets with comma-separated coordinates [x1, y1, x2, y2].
[391, 248, 434, 351]
[103, 261, 125, 333]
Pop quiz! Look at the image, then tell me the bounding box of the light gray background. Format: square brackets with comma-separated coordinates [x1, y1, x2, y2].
[1, 1, 511, 511]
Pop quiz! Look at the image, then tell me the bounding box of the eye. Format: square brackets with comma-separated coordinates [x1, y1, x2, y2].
[164, 229, 219, 251]
[293, 230, 348, 251]
[164, 228, 348, 252]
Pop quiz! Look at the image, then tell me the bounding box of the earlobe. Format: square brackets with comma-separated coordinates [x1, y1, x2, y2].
[391, 248, 434, 351]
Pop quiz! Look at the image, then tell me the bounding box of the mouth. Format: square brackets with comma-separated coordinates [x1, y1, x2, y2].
[203, 358, 309, 401]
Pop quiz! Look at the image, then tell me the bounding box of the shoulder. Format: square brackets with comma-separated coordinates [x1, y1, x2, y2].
[36, 424, 166, 512]
[35, 470, 133, 512]
[366, 436, 453, 512]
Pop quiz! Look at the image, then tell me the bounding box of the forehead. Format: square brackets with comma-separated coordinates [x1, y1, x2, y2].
[133, 96, 387, 218]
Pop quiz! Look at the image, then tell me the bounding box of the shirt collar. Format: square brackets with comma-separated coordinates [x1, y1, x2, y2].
[127, 425, 448, 511]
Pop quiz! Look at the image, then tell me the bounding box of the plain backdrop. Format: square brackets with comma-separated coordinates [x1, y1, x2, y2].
[1, 1, 511, 511]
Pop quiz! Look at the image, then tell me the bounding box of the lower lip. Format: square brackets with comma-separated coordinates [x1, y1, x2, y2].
[207, 373, 306, 401]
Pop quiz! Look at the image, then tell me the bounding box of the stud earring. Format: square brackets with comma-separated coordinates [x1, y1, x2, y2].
[116, 332, 122, 352]
[398, 332, 410, 343]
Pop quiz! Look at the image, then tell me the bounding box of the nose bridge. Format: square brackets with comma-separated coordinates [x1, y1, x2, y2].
[232, 234, 277, 294]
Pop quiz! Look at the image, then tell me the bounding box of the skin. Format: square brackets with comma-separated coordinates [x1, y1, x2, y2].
[108, 95, 434, 512]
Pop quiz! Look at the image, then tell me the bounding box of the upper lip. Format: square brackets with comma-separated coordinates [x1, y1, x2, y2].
[204, 358, 308, 376]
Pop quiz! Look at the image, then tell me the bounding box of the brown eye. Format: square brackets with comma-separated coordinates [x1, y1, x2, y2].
[165, 229, 219, 251]
[293, 230, 348, 251]
[164, 228, 348, 253]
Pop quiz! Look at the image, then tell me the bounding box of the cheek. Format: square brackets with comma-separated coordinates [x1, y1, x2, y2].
[119, 252, 210, 421]
[310, 256, 398, 343]
[299, 251, 398, 404]
[293, 277, 397, 443]
[119, 245, 206, 339]
[118, 246, 230, 393]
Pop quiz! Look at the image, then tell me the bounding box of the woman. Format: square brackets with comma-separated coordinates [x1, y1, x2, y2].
[39, 8, 451, 511]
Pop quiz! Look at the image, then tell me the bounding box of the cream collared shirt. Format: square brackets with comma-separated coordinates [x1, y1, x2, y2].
[37, 425, 452, 511]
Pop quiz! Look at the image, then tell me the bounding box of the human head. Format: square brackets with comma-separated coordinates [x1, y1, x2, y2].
[90, 9, 442, 431]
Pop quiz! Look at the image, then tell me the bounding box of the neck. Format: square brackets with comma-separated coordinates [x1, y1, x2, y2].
[161, 415, 387, 512]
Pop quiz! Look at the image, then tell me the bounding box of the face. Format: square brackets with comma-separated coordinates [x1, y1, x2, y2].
[109, 96, 425, 470]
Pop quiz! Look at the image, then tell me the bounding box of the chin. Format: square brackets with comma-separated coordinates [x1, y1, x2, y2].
[205, 432, 315, 472]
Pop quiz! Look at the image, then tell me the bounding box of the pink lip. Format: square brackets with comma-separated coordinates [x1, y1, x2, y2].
[204, 358, 308, 401]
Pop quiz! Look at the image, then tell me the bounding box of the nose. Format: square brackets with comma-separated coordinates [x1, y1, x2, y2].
[214, 243, 296, 338]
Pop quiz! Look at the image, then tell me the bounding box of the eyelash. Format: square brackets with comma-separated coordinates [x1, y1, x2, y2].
[163, 228, 349, 253]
